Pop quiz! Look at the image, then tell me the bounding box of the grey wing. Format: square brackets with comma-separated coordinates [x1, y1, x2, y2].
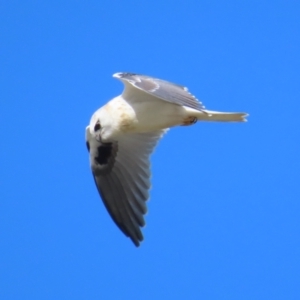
[113, 72, 204, 111]
[86, 127, 166, 247]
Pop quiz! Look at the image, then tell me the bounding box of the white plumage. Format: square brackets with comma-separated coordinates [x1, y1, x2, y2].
[86, 72, 248, 246]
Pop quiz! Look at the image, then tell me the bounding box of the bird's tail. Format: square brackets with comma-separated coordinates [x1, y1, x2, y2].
[197, 109, 248, 122]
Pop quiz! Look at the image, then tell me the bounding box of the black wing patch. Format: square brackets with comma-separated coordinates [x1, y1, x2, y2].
[86, 131, 148, 246]
[88, 136, 118, 176]
[86, 127, 165, 247]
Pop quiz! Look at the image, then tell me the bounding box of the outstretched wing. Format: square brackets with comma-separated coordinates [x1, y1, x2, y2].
[86, 127, 166, 246]
[113, 72, 204, 111]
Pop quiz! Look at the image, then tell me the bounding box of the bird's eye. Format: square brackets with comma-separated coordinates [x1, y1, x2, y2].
[94, 122, 101, 132]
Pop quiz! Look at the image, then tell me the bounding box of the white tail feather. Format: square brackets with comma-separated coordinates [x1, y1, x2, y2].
[197, 109, 248, 122]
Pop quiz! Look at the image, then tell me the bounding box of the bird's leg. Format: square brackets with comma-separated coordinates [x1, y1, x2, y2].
[181, 116, 198, 126]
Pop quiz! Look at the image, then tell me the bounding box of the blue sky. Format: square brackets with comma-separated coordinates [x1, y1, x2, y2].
[1, 1, 299, 299]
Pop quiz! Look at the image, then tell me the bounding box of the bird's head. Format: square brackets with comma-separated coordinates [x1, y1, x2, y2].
[89, 108, 116, 143]
[89, 115, 103, 142]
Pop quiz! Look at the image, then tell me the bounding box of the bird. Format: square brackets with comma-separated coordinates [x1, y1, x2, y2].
[86, 72, 248, 247]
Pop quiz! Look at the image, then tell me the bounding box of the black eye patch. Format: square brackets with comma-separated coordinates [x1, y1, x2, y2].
[94, 122, 101, 132]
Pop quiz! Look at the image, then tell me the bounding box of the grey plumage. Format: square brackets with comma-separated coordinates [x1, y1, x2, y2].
[86, 127, 166, 246]
[114, 72, 204, 111]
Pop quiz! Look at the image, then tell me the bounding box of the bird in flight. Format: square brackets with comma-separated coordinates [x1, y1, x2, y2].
[86, 72, 248, 247]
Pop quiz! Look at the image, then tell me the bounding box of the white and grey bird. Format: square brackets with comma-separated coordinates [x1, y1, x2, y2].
[86, 72, 248, 246]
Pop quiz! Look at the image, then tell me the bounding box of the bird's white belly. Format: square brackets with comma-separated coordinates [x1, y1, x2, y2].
[100, 95, 187, 140]
[131, 99, 185, 132]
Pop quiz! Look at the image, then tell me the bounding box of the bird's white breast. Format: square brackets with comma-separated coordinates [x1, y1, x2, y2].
[94, 93, 187, 141]
[123, 90, 186, 132]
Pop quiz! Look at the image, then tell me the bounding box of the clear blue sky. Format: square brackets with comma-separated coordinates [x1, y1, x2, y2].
[1, 1, 299, 299]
